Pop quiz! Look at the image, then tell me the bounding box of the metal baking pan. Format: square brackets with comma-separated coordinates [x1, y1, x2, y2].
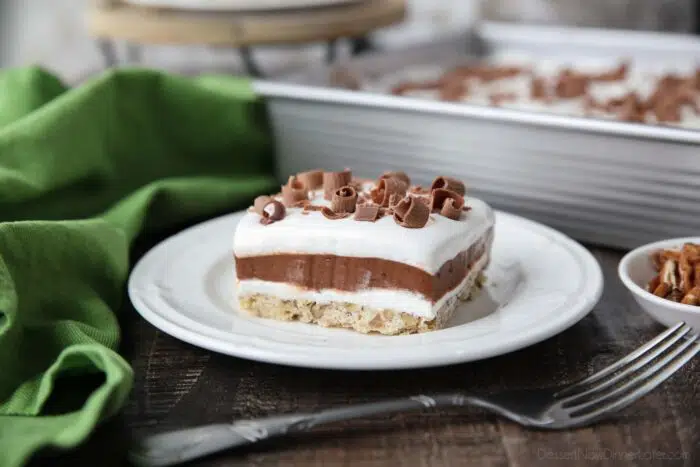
[253, 22, 700, 250]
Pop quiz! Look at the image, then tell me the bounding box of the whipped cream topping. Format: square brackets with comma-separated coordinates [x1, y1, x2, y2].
[233, 189, 495, 275]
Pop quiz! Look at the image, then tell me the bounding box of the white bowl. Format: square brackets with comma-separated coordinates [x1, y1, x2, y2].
[618, 237, 700, 332]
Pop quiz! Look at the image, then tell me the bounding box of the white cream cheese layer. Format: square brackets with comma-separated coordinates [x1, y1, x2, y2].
[233, 192, 494, 275]
[236, 250, 490, 319]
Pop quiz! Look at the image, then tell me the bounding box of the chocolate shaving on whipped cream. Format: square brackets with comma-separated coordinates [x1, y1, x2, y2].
[531, 77, 548, 101]
[380, 171, 411, 186]
[393, 196, 430, 228]
[260, 199, 286, 225]
[253, 195, 272, 215]
[371, 177, 407, 207]
[332, 186, 358, 213]
[354, 204, 381, 222]
[430, 188, 465, 213]
[555, 69, 589, 99]
[297, 169, 324, 190]
[321, 206, 351, 220]
[282, 176, 308, 207]
[323, 169, 352, 201]
[441, 198, 463, 220]
[439, 79, 468, 101]
[431, 176, 466, 197]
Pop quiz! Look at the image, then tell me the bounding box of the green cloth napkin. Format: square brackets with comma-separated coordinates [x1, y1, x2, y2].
[0, 67, 277, 467]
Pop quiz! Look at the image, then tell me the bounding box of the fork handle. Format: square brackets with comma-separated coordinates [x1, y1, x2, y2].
[128, 393, 473, 467]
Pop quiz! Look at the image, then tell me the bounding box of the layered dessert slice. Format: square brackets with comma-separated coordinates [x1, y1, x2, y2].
[233, 169, 494, 335]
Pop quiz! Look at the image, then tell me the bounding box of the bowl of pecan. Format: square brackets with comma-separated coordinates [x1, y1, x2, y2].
[619, 238, 700, 331]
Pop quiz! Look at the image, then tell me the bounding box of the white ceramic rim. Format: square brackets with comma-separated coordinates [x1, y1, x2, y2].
[128, 210, 604, 370]
[618, 236, 700, 314]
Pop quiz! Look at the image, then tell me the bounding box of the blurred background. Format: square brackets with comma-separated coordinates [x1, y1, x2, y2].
[0, 0, 696, 83]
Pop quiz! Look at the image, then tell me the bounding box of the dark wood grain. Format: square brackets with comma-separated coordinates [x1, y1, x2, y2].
[34, 247, 700, 467]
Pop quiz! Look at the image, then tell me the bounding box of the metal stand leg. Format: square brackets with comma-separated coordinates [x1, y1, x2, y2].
[239, 46, 263, 77]
[325, 39, 338, 64]
[325, 36, 374, 64]
[97, 38, 118, 68]
[350, 36, 375, 56]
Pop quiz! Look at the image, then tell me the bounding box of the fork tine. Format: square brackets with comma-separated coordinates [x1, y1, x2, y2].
[564, 336, 700, 424]
[559, 324, 694, 406]
[555, 323, 690, 398]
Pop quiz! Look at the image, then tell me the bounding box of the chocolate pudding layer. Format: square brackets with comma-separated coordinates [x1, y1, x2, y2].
[236, 227, 493, 303]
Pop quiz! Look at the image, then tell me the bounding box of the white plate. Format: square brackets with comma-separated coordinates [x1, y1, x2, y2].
[121, 0, 362, 12]
[128, 210, 603, 370]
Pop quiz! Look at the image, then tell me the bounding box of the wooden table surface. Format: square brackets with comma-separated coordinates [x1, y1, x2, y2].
[35, 246, 699, 466]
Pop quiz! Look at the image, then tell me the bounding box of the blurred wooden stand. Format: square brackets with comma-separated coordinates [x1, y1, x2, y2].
[86, 0, 407, 76]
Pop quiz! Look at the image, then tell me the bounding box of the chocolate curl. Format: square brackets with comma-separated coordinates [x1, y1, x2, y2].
[439, 79, 468, 102]
[430, 176, 466, 197]
[371, 177, 407, 207]
[440, 198, 462, 220]
[281, 176, 308, 207]
[652, 99, 680, 123]
[393, 196, 430, 229]
[260, 200, 286, 225]
[354, 204, 381, 222]
[321, 207, 351, 220]
[531, 77, 547, 100]
[555, 69, 589, 99]
[323, 170, 352, 201]
[253, 196, 272, 215]
[388, 193, 403, 209]
[416, 196, 430, 206]
[430, 188, 465, 213]
[298, 169, 323, 190]
[380, 171, 411, 186]
[331, 186, 358, 213]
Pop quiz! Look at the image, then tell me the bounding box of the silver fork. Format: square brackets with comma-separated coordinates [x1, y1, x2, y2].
[129, 322, 699, 467]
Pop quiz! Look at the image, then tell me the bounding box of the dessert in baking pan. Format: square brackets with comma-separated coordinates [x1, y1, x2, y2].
[367, 58, 700, 129]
